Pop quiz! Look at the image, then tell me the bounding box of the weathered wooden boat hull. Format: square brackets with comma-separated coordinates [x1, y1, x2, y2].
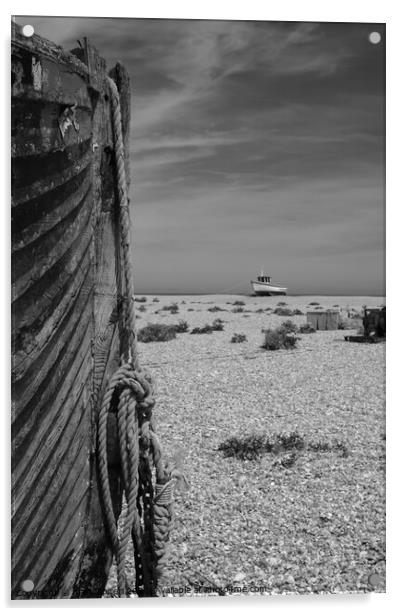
[11, 23, 128, 599]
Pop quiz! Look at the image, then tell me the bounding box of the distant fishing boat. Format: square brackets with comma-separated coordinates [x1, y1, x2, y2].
[250, 270, 287, 296]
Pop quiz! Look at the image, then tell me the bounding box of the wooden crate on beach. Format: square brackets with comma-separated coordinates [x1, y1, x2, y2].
[306, 309, 339, 331]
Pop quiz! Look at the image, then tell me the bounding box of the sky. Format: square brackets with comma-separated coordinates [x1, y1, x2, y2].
[17, 17, 385, 294]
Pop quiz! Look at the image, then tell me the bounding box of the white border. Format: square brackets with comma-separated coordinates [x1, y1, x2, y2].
[2, 1, 401, 614]
[2, 0, 395, 22]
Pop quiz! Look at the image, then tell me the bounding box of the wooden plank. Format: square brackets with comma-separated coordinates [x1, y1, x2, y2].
[12, 290, 93, 447]
[12, 332, 93, 516]
[12, 138, 92, 192]
[71, 67, 124, 597]
[306, 312, 319, 330]
[13, 362, 92, 593]
[53, 549, 84, 599]
[13, 452, 90, 595]
[12, 190, 93, 301]
[12, 253, 92, 381]
[12, 167, 91, 252]
[12, 370, 92, 568]
[93, 211, 120, 390]
[70, 38, 106, 95]
[12, 374, 91, 563]
[16, 245, 93, 346]
[11, 144, 92, 207]
[35, 496, 88, 598]
[11, 221, 92, 344]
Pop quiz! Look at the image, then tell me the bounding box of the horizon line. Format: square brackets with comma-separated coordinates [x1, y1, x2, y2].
[134, 292, 386, 297]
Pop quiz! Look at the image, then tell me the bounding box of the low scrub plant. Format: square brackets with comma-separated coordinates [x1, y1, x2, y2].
[231, 333, 247, 343]
[191, 325, 212, 334]
[135, 296, 147, 303]
[172, 320, 189, 333]
[273, 307, 293, 316]
[309, 301, 320, 306]
[277, 301, 287, 306]
[308, 440, 349, 458]
[160, 302, 179, 314]
[218, 431, 305, 461]
[218, 431, 349, 462]
[208, 305, 225, 312]
[138, 304, 147, 312]
[232, 306, 244, 313]
[293, 308, 304, 315]
[279, 320, 298, 334]
[298, 322, 316, 334]
[218, 434, 269, 460]
[190, 318, 224, 334]
[261, 324, 298, 350]
[212, 318, 224, 331]
[137, 323, 177, 342]
[233, 300, 245, 306]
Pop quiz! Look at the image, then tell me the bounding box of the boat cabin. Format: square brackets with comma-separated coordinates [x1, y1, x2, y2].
[257, 275, 272, 283]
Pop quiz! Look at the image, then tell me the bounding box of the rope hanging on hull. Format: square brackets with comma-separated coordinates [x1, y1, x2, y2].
[96, 77, 182, 598]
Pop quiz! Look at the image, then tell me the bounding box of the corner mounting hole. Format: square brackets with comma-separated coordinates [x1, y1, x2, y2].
[21, 579, 35, 592]
[369, 31, 381, 44]
[22, 24, 35, 38]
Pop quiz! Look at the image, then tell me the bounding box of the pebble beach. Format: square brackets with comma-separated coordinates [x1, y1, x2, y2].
[105, 294, 386, 597]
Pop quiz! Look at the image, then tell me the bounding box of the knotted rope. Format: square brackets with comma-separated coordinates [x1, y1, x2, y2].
[96, 76, 182, 597]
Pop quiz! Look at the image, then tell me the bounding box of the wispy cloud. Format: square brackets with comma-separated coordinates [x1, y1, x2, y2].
[18, 16, 385, 294]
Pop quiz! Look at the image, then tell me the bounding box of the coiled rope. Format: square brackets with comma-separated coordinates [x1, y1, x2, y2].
[97, 76, 181, 598]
